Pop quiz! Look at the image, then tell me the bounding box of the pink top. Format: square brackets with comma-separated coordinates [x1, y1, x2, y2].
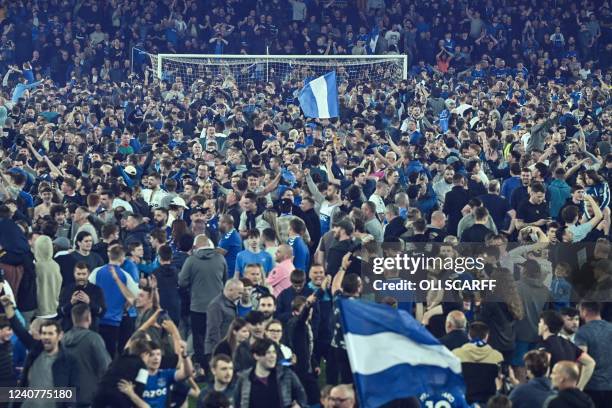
[266, 259, 295, 297]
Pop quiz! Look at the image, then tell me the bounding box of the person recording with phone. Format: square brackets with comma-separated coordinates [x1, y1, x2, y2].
[58, 262, 106, 332]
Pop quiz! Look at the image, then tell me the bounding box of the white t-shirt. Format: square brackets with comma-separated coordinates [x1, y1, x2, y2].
[368, 193, 386, 215]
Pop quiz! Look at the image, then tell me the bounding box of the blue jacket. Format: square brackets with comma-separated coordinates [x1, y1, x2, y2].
[548, 179, 572, 218]
[509, 377, 553, 408]
[501, 176, 521, 203]
[587, 182, 610, 212]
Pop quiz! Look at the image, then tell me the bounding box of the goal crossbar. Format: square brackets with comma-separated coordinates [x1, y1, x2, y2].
[149, 53, 408, 85]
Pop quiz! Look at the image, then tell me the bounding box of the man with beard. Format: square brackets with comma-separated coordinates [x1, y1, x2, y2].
[256, 294, 276, 325]
[58, 262, 106, 332]
[297, 196, 321, 253]
[304, 168, 342, 236]
[510, 167, 533, 210]
[1, 296, 80, 403]
[325, 219, 355, 278]
[433, 166, 455, 207]
[197, 354, 236, 406]
[560, 307, 580, 342]
[152, 207, 169, 230]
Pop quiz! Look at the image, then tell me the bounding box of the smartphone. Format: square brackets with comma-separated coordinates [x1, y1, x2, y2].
[157, 310, 169, 325]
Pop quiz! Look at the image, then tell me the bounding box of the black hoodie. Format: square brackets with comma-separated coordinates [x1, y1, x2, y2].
[153, 264, 181, 324]
[544, 388, 595, 408]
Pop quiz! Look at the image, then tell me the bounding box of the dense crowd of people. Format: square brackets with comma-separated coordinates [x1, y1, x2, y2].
[0, 0, 610, 407]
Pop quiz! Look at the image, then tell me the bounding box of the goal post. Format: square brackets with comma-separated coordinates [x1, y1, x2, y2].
[143, 53, 408, 87]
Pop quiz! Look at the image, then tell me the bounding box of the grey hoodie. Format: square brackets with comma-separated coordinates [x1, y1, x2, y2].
[63, 327, 111, 405]
[34, 235, 62, 317]
[516, 276, 552, 343]
[178, 248, 228, 313]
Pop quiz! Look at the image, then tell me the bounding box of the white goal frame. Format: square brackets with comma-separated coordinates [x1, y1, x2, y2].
[151, 53, 408, 84]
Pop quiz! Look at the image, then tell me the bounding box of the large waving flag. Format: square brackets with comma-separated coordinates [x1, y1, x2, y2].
[338, 298, 469, 408]
[298, 71, 339, 119]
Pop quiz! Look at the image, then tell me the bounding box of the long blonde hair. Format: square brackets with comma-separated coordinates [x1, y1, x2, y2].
[489, 268, 524, 320]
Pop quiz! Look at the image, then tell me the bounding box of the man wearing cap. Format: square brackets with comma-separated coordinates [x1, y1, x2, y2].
[167, 196, 188, 228]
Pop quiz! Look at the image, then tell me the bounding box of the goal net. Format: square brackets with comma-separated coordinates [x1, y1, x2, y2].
[142, 53, 408, 88]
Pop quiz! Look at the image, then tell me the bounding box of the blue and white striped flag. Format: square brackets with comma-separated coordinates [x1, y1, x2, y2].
[298, 71, 339, 119]
[338, 298, 469, 408]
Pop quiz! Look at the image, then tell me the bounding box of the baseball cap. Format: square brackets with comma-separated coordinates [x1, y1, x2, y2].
[124, 165, 137, 176]
[446, 156, 460, 165]
[53, 237, 71, 251]
[170, 196, 189, 209]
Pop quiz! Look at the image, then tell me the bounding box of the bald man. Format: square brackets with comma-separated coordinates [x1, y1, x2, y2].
[178, 233, 228, 368]
[205, 278, 244, 357]
[440, 310, 469, 350]
[267, 244, 295, 297]
[426, 210, 449, 241]
[544, 361, 595, 408]
[329, 384, 356, 408]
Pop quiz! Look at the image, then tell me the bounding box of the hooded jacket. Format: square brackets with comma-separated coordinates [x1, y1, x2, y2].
[34, 235, 62, 317]
[178, 248, 227, 313]
[453, 342, 504, 365]
[453, 342, 503, 404]
[63, 326, 111, 406]
[548, 178, 572, 218]
[153, 264, 181, 324]
[516, 276, 552, 343]
[543, 388, 595, 408]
